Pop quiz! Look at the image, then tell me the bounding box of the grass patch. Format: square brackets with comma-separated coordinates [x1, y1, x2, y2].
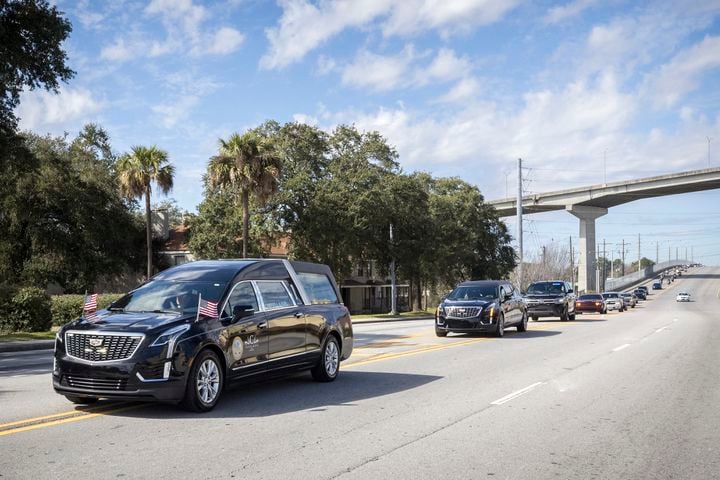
[351, 310, 434, 320]
[0, 331, 56, 342]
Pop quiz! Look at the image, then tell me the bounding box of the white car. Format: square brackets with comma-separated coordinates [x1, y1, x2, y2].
[601, 292, 625, 312]
[676, 292, 691, 302]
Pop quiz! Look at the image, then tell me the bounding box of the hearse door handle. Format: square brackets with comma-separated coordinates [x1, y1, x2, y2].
[294, 312, 304, 318]
[257, 321, 268, 329]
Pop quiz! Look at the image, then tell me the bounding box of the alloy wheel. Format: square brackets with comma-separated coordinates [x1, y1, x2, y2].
[325, 340, 339, 376]
[196, 358, 220, 405]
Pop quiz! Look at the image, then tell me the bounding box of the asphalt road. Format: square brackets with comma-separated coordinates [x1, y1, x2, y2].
[1, 268, 719, 479]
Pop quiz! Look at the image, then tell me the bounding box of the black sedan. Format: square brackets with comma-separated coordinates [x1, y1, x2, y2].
[435, 280, 527, 337]
[53, 259, 353, 412]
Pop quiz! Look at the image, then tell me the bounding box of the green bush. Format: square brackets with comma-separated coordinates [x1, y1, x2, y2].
[50, 293, 124, 326]
[0, 286, 52, 333]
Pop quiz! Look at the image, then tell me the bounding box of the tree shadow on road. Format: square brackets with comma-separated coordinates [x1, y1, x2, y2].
[95, 370, 442, 419]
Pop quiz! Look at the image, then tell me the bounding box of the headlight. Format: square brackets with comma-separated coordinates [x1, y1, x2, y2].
[55, 330, 63, 343]
[555, 298, 565, 304]
[486, 302, 497, 318]
[437, 305, 446, 316]
[151, 324, 190, 358]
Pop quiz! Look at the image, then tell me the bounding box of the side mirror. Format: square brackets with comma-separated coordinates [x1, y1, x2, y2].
[232, 305, 255, 321]
[504, 293, 513, 301]
[568, 289, 574, 294]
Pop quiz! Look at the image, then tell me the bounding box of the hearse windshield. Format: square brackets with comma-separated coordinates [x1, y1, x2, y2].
[446, 285, 497, 301]
[527, 282, 565, 294]
[110, 280, 228, 315]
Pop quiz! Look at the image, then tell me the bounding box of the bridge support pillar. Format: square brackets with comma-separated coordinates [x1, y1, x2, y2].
[567, 205, 607, 293]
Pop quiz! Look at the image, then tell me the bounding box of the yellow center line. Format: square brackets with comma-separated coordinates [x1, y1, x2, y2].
[0, 404, 143, 437]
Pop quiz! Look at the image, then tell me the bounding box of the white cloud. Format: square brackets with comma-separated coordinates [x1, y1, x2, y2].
[437, 77, 481, 103]
[382, 0, 522, 36]
[543, 0, 598, 24]
[645, 36, 720, 108]
[100, 38, 134, 62]
[261, 0, 521, 69]
[151, 95, 200, 129]
[17, 88, 103, 132]
[417, 48, 471, 85]
[339, 46, 472, 91]
[340, 46, 419, 91]
[316, 55, 337, 75]
[202, 27, 245, 55]
[100, 0, 244, 62]
[261, 0, 389, 70]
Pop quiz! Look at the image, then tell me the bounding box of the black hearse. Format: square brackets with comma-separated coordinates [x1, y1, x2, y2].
[53, 259, 353, 412]
[435, 280, 527, 337]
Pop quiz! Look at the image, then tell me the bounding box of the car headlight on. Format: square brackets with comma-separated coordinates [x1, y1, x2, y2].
[486, 302, 497, 318]
[151, 324, 190, 358]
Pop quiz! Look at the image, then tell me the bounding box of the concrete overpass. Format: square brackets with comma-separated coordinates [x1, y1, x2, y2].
[488, 167, 720, 292]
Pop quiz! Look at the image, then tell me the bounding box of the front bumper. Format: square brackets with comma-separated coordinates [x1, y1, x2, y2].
[605, 302, 622, 311]
[53, 341, 189, 402]
[435, 316, 498, 333]
[526, 303, 565, 317]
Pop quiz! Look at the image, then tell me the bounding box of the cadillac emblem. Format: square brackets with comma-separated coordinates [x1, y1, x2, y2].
[89, 338, 103, 347]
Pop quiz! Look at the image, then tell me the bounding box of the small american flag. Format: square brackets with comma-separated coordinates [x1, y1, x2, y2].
[198, 298, 219, 318]
[83, 293, 98, 312]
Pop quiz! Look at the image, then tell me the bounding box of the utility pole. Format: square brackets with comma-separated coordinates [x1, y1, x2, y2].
[676, 246, 679, 261]
[602, 239, 606, 291]
[668, 246, 671, 263]
[691, 246, 694, 262]
[638, 233, 641, 271]
[610, 246, 615, 279]
[569, 236, 574, 289]
[685, 246, 688, 261]
[621, 239, 626, 276]
[656, 241, 659, 265]
[517, 158, 523, 291]
[389, 223, 397, 315]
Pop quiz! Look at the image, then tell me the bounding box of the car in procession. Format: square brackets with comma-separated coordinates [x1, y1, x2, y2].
[676, 292, 691, 302]
[620, 292, 637, 308]
[574, 294, 607, 314]
[435, 280, 527, 337]
[523, 280, 576, 321]
[53, 259, 353, 412]
[601, 292, 626, 312]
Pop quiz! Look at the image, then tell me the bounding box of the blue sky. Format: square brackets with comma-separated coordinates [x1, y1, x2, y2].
[18, 0, 720, 265]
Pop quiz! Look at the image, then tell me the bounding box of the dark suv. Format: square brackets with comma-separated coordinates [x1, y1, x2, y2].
[523, 281, 576, 321]
[435, 280, 527, 337]
[53, 259, 353, 412]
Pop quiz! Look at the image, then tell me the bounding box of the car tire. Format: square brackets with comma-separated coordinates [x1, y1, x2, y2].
[495, 314, 505, 337]
[65, 395, 98, 405]
[311, 335, 340, 383]
[569, 312, 576, 321]
[532, 316, 538, 321]
[435, 327, 448, 337]
[517, 312, 528, 332]
[602, 307, 607, 314]
[561, 307, 569, 322]
[181, 349, 224, 413]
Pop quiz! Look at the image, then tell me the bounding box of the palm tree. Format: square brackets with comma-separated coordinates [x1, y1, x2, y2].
[207, 132, 282, 258]
[117, 146, 174, 279]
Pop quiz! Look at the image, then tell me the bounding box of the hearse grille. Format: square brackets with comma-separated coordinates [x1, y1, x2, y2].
[445, 307, 481, 319]
[65, 332, 142, 362]
[63, 375, 128, 391]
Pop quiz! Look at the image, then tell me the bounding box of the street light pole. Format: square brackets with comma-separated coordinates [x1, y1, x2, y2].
[517, 158, 523, 291]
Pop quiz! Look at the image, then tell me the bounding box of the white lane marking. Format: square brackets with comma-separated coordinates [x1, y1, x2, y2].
[656, 327, 668, 333]
[491, 382, 544, 405]
[612, 343, 632, 352]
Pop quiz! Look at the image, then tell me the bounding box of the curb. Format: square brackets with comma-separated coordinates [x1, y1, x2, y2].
[352, 315, 434, 325]
[0, 340, 54, 353]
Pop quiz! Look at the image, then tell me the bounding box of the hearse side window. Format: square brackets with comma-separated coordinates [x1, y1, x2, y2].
[223, 282, 258, 318]
[297, 272, 339, 304]
[256, 281, 295, 310]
